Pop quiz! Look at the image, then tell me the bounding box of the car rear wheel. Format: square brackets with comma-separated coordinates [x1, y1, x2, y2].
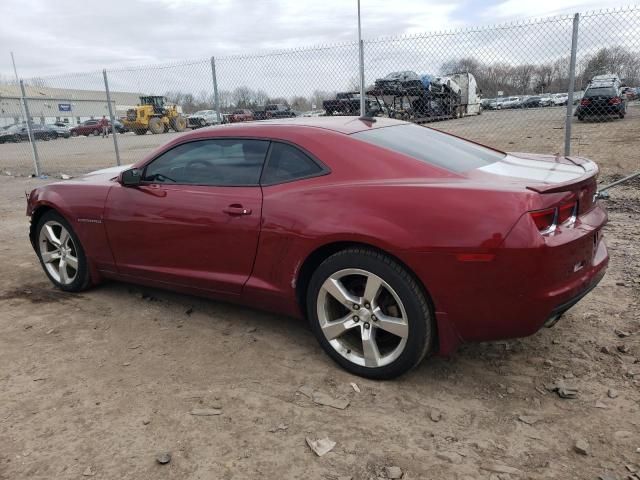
[71, 131, 78, 137]
[36, 211, 90, 292]
[307, 248, 433, 379]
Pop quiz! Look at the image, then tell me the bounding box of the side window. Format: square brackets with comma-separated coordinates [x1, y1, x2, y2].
[143, 139, 269, 186]
[262, 142, 324, 185]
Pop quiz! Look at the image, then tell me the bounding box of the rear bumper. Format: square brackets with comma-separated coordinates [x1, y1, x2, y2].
[544, 265, 606, 327]
[577, 105, 624, 116]
[397, 204, 609, 356]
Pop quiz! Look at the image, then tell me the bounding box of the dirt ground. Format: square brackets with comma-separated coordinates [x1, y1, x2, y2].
[0, 112, 639, 480]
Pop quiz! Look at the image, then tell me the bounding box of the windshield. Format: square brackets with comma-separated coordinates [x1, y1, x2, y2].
[353, 124, 505, 173]
[585, 87, 617, 97]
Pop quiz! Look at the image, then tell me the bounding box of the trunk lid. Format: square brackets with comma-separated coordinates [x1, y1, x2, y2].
[472, 152, 598, 214]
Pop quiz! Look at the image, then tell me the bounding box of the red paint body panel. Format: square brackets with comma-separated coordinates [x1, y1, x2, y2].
[104, 183, 262, 294]
[27, 117, 609, 356]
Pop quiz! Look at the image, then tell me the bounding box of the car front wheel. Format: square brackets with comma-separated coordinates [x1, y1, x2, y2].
[307, 248, 433, 379]
[36, 211, 90, 292]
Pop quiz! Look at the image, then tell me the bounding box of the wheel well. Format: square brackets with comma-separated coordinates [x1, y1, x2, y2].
[29, 205, 55, 248]
[295, 241, 434, 319]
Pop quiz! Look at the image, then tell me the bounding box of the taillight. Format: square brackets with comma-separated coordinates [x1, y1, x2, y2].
[530, 208, 557, 234]
[580, 98, 591, 106]
[530, 200, 578, 236]
[609, 96, 621, 105]
[557, 201, 577, 224]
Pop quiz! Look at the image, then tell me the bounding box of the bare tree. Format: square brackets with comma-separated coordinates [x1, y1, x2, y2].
[290, 95, 311, 111]
[232, 86, 253, 108]
[253, 89, 269, 107]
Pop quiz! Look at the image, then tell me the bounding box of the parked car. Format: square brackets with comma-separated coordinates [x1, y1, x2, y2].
[484, 99, 500, 110]
[70, 119, 111, 137]
[499, 96, 521, 109]
[481, 98, 495, 109]
[551, 93, 569, 106]
[575, 75, 626, 121]
[187, 110, 222, 128]
[228, 109, 254, 123]
[112, 119, 128, 134]
[253, 104, 297, 121]
[0, 125, 22, 143]
[2, 123, 57, 142]
[265, 104, 296, 119]
[47, 123, 71, 138]
[323, 92, 363, 115]
[621, 86, 637, 101]
[537, 95, 553, 107]
[520, 96, 542, 108]
[26, 116, 608, 379]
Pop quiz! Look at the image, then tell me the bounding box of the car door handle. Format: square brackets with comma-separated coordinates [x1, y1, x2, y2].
[223, 204, 252, 216]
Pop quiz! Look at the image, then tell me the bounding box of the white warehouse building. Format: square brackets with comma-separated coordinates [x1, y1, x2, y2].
[0, 85, 143, 128]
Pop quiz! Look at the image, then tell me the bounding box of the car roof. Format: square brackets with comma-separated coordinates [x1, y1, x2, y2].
[214, 116, 407, 135]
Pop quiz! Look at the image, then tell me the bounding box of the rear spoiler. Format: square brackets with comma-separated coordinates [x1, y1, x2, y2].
[526, 158, 598, 194]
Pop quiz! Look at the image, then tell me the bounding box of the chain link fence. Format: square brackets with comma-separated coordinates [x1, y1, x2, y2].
[1, 7, 638, 178]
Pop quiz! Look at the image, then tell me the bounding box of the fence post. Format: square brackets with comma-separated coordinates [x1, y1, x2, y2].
[357, 0, 366, 116]
[19, 80, 41, 176]
[564, 13, 580, 157]
[210, 57, 222, 124]
[103, 69, 121, 166]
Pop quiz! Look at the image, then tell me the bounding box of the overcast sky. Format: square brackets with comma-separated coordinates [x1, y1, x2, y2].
[0, 0, 632, 80]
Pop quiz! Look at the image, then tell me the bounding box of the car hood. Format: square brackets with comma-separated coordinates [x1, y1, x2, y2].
[67, 164, 133, 184]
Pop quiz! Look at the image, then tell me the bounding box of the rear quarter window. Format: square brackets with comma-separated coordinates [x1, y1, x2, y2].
[261, 142, 325, 184]
[352, 124, 505, 173]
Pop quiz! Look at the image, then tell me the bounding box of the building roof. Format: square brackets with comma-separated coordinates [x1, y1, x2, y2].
[0, 84, 141, 105]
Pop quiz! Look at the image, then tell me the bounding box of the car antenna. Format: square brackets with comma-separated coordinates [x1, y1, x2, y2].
[358, 115, 376, 123]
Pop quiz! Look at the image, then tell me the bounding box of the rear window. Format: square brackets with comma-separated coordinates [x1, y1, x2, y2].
[585, 87, 617, 97]
[352, 124, 505, 173]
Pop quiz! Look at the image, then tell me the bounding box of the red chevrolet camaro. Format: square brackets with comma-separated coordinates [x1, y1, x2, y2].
[27, 117, 609, 379]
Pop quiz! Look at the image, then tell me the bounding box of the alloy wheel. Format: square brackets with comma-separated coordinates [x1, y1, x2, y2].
[38, 221, 78, 285]
[316, 268, 409, 368]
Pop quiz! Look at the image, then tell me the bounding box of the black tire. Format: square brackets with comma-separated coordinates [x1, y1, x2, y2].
[577, 114, 584, 121]
[306, 248, 433, 380]
[92, 129, 99, 136]
[35, 210, 91, 292]
[14, 135, 22, 143]
[148, 117, 164, 134]
[170, 116, 187, 132]
[71, 131, 78, 137]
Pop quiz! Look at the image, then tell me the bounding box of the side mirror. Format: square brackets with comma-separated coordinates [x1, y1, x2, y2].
[120, 168, 142, 187]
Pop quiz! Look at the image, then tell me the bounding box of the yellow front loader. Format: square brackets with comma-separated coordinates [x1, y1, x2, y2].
[123, 96, 187, 135]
